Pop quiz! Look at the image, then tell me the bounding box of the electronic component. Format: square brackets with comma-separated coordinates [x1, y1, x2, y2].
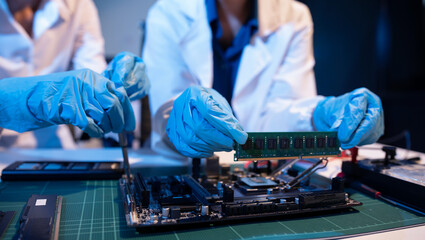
[118, 132, 355, 231]
[240, 177, 278, 188]
[205, 156, 220, 179]
[170, 207, 181, 219]
[234, 132, 341, 161]
[268, 138, 277, 149]
[317, 137, 326, 148]
[15, 195, 62, 240]
[1, 161, 123, 181]
[343, 146, 425, 213]
[242, 139, 252, 150]
[328, 137, 337, 148]
[306, 137, 314, 148]
[294, 138, 303, 149]
[254, 139, 264, 150]
[299, 192, 347, 208]
[280, 138, 290, 149]
[120, 159, 360, 231]
[0, 211, 15, 238]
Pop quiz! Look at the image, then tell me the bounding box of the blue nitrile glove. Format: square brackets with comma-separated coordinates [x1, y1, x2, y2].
[313, 88, 384, 149]
[166, 86, 248, 158]
[0, 69, 135, 137]
[103, 51, 150, 101]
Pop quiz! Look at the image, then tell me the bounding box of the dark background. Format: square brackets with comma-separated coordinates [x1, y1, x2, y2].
[300, 0, 425, 152]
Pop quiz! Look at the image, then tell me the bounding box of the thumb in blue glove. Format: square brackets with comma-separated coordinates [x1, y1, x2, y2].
[166, 86, 248, 158]
[313, 87, 384, 149]
[103, 51, 150, 101]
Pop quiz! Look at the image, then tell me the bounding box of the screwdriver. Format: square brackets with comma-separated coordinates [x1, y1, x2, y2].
[118, 132, 131, 183]
[351, 181, 425, 215]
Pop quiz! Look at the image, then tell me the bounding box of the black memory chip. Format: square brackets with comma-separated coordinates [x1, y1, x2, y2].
[254, 139, 264, 150]
[317, 137, 326, 148]
[268, 139, 277, 149]
[306, 138, 314, 148]
[242, 139, 252, 150]
[328, 137, 337, 148]
[16, 195, 62, 240]
[294, 138, 303, 149]
[280, 138, 290, 149]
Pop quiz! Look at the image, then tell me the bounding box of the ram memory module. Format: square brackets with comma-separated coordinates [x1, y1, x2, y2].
[234, 132, 340, 161]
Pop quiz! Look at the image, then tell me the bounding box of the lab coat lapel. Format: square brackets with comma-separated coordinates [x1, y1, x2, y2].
[233, 0, 294, 100]
[179, 28, 213, 88]
[33, 0, 70, 40]
[232, 24, 294, 130]
[233, 36, 271, 98]
[179, 2, 213, 88]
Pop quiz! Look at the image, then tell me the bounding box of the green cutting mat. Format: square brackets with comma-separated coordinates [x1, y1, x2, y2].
[1, 180, 424, 240]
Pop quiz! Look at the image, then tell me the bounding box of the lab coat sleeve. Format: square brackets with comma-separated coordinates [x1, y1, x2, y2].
[71, 0, 107, 73]
[256, 2, 324, 132]
[143, 1, 197, 159]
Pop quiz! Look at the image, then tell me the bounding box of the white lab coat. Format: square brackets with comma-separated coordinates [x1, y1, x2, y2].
[144, 0, 324, 158]
[0, 0, 106, 148]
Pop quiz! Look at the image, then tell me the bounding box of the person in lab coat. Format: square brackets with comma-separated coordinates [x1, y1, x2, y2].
[0, 0, 149, 148]
[144, 0, 384, 158]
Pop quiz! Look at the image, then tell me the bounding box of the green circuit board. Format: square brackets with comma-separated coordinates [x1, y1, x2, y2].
[234, 132, 341, 161]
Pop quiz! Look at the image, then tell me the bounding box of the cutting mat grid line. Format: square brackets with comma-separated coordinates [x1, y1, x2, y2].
[102, 180, 105, 240]
[76, 181, 89, 240]
[1, 180, 424, 240]
[89, 180, 97, 240]
[110, 180, 118, 240]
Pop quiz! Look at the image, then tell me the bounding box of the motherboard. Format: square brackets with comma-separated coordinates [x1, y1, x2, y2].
[120, 132, 360, 231]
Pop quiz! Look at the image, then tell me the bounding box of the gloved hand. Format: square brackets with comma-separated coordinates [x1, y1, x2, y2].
[313, 88, 384, 149]
[166, 86, 248, 158]
[103, 51, 150, 101]
[0, 69, 135, 137]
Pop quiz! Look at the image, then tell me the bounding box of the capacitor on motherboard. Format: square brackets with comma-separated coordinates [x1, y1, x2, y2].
[201, 205, 209, 216]
[217, 181, 224, 195]
[162, 207, 170, 218]
[217, 181, 223, 189]
[223, 185, 234, 202]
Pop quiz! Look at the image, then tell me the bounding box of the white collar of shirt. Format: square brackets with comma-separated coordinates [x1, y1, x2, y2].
[0, 0, 70, 40]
